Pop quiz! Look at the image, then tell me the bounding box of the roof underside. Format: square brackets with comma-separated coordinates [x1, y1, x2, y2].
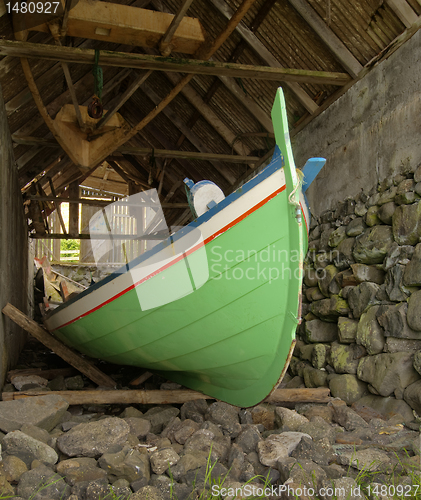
[1, 0, 420, 231]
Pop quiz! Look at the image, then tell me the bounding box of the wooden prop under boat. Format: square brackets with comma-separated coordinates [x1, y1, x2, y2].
[43, 88, 325, 407]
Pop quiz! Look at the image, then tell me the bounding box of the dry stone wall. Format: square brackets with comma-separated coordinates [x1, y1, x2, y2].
[294, 164, 421, 416]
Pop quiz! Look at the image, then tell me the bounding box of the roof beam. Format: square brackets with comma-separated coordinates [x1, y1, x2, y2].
[0, 40, 351, 85]
[208, 0, 319, 114]
[12, 135, 260, 162]
[385, 0, 419, 28]
[286, 0, 363, 78]
[141, 81, 238, 184]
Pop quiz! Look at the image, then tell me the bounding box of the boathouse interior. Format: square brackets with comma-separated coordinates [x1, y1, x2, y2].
[0, 0, 421, 384]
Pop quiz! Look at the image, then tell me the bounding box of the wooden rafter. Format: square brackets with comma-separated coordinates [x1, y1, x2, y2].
[0, 40, 351, 86]
[385, 0, 418, 28]
[159, 0, 194, 56]
[286, 0, 363, 78]
[27, 196, 189, 209]
[209, 0, 319, 114]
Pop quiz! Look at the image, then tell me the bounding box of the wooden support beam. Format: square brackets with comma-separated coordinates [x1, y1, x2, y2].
[0, 387, 331, 405]
[12, 136, 260, 163]
[159, 0, 194, 56]
[30, 233, 170, 240]
[209, 0, 319, 114]
[385, 0, 419, 28]
[95, 70, 153, 130]
[26, 0, 205, 54]
[286, 0, 363, 78]
[27, 195, 189, 209]
[0, 40, 351, 85]
[1, 303, 116, 388]
[68, 181, 79, 236]
[48, 177, 67, 234]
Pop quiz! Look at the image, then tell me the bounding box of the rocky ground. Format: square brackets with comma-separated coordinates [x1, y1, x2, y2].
[0, 340, 419, 500]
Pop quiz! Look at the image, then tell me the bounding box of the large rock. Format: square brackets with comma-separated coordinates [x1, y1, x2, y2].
[303, 366, 328, 388]
[206, 402, 240, 437]
[407, 290, 421, 331]
[3, 430, 58, 466]
[415, 351, 421, 375]
[335, 237, 356, 268]
[329, 342, 366, 374]
[392, 201, 421, 245]
[395, 179, 418, 205]
[318, 264, 338, 297]
[56, 457, 107, 486]
[303, 319, 337, 343]
[257, 432, 311, 467]
[57, 417, 130, 457]
[350, 264, 384, 285]
[384, 338, 421, 353]
[328, 226, 347, 248]
[346, 218, 366, 237]
[365, 205, 381, 226]
[274, 407, 309, 432]
[337, 317, 358, 344]
[150, 448, 180, 475]
[98, 449, 150, 483]
[356, 306, 385, 355]
[377, 202, 397, 225]
[354, 395, 414, 424]
[377, 303, 421, 339]
[403, 379, 421, 414]
[403, 243, 421, 285]
[348, 282, 379, 318]
[311, 296, 349, 321]
[328, 374, 368, 404]
[385, 264, 410, 301]
[352, 226, 394, 264]
[17, 464, 70, 500]
[357, 352, 420, 397]
[0, 395, 68, 433]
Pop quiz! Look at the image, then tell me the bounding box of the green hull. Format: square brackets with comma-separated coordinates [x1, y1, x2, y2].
[47, 89, 308, 407]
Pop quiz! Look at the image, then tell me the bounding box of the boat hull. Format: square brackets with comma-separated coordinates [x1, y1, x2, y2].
[44, 90, 310, 407]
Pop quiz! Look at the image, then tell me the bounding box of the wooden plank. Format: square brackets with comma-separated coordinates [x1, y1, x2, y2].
[209, 0, 319, 114]
[160, 0, 194, 55]
[386, 0, 418, 28]
[287, 0, 363, 78]
[30, 233, 170, 240]
[29, 0, 206, 54]
[27, 195, 189, 209]
[129, 371, 154, 386]
[1, 303, 116, 388]
[1, 387, 331, 405]
[267, 387, 331, 404]
[0, 40, 350, 85]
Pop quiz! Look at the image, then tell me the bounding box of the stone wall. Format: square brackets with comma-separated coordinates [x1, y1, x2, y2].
[293, 29, 421, 216]
[0, 84, 28, 386]
[291, 164, 421, 418]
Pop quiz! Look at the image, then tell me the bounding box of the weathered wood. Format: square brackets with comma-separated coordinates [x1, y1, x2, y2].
[1, 387, 331, 405]
[95, 70, 153, 130]
[287, 0, 363, 78]
[1, 303, 116, 388]
[0, 40, 350, 85]
[129, 371, 154, 386]
[27, 196, 189, 209]
[30, 233, 169, 240]
[28, 0, 206, 54]
[68, 181, 79, 236]
[159, 0, 194, 55]
[1, 389, 211, 404]
[209, 0, 319, 114]
[48, 178, 67, 235]
[267, 387, 331, 404]
[7, 367, 76, 382]
[385, 0, 418, 28]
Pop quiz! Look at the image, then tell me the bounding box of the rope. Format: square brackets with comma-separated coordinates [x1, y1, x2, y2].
[92, 49, 103, 102]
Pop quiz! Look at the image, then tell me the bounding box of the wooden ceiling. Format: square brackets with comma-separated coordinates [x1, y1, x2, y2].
[1, 0, 420, 234]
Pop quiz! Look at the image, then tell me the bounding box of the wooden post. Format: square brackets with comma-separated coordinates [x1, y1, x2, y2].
[1, 303, 116, 388]
[68, 181, 79, 237]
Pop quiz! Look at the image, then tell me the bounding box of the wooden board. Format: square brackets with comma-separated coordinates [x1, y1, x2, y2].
[2, 303, 116, 388]
[19, 1, 205, 54]
[1, 387, 331, 405]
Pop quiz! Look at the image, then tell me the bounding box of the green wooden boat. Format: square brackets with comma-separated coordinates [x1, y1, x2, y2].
[44, 88, 323, 407]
